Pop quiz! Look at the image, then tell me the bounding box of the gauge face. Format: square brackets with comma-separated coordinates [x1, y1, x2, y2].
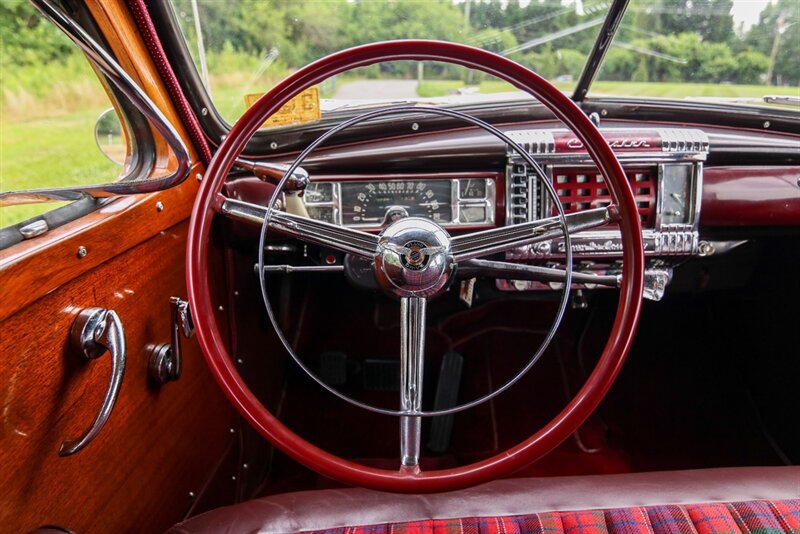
[661, 164, 692, 224]
[340, 180, 453, 226]
[459, 179, 486, 199]
[305, 182, 333, 203]
[306, 206, 335, 223]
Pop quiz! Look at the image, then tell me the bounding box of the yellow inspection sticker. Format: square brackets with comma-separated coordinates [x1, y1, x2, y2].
[244, 87, 321, 128]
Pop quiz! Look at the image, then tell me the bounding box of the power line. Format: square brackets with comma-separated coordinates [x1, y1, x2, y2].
[613, 40, 687, 63]
[501, 17, 605, 55]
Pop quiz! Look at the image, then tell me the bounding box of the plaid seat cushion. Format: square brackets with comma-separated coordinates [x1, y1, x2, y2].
[304, 499, 800, 533]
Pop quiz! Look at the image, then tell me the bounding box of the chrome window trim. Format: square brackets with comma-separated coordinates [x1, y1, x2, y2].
[0, 0, 190, 208]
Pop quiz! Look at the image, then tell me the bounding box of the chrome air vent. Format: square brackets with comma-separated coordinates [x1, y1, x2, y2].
[505, 130, 555, 225]
[659, 129, 710, 153]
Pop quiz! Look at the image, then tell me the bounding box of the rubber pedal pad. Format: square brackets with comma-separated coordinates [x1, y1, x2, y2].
[318, 351, 348, 386]
[427, 351, 464, 453]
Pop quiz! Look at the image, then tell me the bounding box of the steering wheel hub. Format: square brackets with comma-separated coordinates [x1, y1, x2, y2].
[375, 217, 453, 298]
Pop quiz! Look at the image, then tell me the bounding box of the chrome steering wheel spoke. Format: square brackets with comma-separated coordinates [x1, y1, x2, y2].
[220, 196, 379, 259]
[450, 206, 614, 261]
[400, 296, 426, 467]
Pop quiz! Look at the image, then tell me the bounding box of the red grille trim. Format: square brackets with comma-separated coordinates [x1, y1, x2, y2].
[552, 167, 657, 227]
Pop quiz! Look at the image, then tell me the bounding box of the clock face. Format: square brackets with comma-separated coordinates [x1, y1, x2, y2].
[661, 165, 693, 225]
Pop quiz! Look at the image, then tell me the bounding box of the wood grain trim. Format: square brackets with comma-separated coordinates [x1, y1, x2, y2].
[0, 220, 237, 533]
[0, 166, 203, 323]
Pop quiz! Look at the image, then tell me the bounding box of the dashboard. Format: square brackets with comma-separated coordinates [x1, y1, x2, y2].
[224, 123, 800, 300]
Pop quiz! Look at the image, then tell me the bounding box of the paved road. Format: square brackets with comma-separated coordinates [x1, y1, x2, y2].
[332, 79, 419, 99]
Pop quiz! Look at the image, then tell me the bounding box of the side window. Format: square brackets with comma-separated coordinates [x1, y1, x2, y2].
[0, 2, 122, 229]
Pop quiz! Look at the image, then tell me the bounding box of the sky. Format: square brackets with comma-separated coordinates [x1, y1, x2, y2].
[561, 0, 776, 31]
[731, 0, 772, 30]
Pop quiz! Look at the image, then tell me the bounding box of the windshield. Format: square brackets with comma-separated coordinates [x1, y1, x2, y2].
[170, 0, 799, 125]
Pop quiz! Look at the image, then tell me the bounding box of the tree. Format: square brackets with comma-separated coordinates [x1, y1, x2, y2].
[745, 0, 800, 85]
[599, 47, 638, 81]
[732, 50, 770, 84]
[629, 0, 735, 44]
[0, 0, 75, 67]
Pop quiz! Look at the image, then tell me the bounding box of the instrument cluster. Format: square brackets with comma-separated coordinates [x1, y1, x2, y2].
[303, 175, 498, 229]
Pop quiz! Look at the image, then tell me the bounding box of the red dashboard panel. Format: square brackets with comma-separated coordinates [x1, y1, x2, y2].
[701, 166, 800, 227]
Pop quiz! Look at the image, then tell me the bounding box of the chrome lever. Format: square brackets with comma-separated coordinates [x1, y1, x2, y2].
[60, 308, 126, 456]
[148, 297, 193, 384]
[234, 158, 309, 192]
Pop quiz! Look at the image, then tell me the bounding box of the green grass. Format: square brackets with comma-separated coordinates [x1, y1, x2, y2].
[419, 79, 800, 102]
[417, 80, 465, 97]
[0, 109, 120, 227]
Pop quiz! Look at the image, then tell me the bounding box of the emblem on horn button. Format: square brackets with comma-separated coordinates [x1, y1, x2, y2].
[374, 217, 454, 298]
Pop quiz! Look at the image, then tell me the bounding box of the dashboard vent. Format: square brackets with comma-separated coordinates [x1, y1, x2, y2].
[658, 129, 709, 153]
[507, 163, 529, 224]
[550, 167, 657, 226]
[505, 130, 555, 225]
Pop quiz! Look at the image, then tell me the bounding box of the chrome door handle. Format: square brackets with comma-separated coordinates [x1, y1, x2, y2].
[60, 307, 126, 456]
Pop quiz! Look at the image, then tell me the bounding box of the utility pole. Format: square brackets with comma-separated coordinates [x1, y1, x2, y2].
[766, 14, 786, 85]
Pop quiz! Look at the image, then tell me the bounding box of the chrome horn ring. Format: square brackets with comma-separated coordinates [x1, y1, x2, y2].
[257, 105, 573, 419]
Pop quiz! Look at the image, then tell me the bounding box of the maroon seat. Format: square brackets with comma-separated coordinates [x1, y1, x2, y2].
[169, 466, 799, 533]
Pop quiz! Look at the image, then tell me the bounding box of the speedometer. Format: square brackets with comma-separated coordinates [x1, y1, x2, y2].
[340, 180, 452, 227]
[302, 175, 497, 228]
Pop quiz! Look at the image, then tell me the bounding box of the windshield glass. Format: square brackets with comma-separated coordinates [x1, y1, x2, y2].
[170, 0, 799, 125]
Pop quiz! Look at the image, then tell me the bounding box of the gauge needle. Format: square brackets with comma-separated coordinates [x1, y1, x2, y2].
[670, 192, 683, 201]
[463, 180, 474, 196]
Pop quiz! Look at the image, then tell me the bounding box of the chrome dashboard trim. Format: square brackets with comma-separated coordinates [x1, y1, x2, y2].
[500, 128, 708, 293]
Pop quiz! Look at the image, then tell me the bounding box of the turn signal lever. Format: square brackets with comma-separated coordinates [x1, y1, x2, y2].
[234, 158, 309, 192]
[234, 158, 310, 217]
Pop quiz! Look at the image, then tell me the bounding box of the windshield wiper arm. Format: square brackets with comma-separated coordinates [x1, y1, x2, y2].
[764, 95, 800, 106]
[572, 0, 631, 102]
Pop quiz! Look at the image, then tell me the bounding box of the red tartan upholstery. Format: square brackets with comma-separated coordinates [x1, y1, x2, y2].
[168, 467, 800, 534]
[303, 500, 800, 533]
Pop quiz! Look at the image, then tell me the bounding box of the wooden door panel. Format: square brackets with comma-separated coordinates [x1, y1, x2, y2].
[0, 219, 237, 533]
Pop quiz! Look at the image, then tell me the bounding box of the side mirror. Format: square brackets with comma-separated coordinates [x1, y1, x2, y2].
[94, 108, 125, 165]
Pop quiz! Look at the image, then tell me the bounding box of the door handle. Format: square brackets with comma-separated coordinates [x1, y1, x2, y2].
[60, 307, 126, 456]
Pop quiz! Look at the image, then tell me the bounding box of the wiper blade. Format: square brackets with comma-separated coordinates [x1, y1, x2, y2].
[764, 95, 800, 107]
[322, 99, 422, 112]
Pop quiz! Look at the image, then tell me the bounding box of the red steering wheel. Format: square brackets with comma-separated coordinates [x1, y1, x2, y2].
[187, 40, 645, 493]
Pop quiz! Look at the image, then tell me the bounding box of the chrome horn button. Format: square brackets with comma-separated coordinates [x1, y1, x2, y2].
[374, 217, 453, 298]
